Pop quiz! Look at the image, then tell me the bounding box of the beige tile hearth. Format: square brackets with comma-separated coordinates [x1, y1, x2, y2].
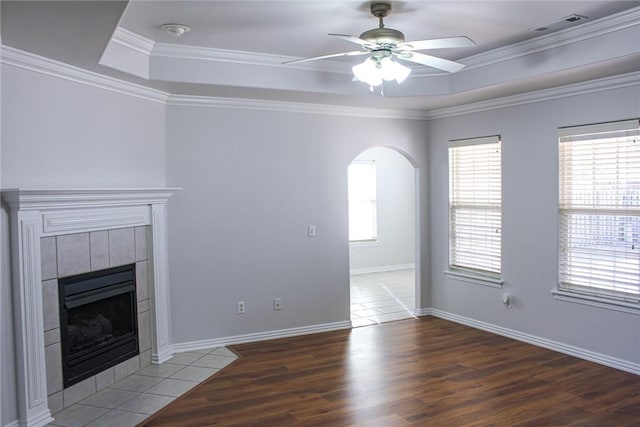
[47, 346, 237, 427]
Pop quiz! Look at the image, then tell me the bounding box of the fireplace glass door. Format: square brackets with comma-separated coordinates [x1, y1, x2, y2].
[59, 264, 139, 387]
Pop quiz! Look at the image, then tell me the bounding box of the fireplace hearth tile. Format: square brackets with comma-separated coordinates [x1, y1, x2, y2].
[49, 390, 64, 415]
[41, 236, 58, 280]
[165, 352, 204, 366]
[84, 409, 147, 427]
[138, 311, 151, 352]
[89, 231, 109, 271]
[144, 378, 198, 397]
[135, 260, 149, 302]
[45, 345, 237, 426]
[114, 356, 140, 382]
[95, 368, 114, 391]
[210, 347, 237, 357]
[79, 388, 138, 409]
[137, 299, 150, 314]
[190, 353, 236, 370]
[117, 393, 175, 415]
[57, 233, 91, 278]
[135, 226, 148, 262]
[44, 328, 61, 347]
[64, 377, 97, 407]
[45, 342, 63, 395]
[169, 365, 218, 382]
[50, 404, 108, 427]
[136, 363, 184, 379]
[108, 227, 135, 267]
[110, 374, 162, 393]
[42, 279, 60, 331]
[140, 350, 152, 369]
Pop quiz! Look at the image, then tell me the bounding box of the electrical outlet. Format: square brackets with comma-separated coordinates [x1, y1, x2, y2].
[501, 294, 512, 309]
[274, 298, 282, 311]
[237, 301, 246, 314]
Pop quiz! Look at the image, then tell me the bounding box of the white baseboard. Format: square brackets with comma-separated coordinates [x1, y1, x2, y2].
[172, 320, 353, 354]
[413, 307, 433, 316]
[429, 308, 640, 376]
[168, 309, 640, 379]
[350, 263, 415, 275]
[3, 421, 19, 427]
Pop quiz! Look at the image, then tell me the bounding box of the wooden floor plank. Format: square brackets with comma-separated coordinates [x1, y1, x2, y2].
[139, 317, 640, 426]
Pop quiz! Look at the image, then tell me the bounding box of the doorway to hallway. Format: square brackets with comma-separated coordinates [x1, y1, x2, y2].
[348, 147, 417, 327]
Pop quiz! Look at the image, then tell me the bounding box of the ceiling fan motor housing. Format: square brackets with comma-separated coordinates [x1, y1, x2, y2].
[361, 2, 405, 46]
[359, 27, 405, 46]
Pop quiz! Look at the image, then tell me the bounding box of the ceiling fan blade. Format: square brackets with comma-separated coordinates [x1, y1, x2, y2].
[283, 50, 369, 65]
[397, 36, 476, 51]
[397, 52, 466, 73]
[329, 33, 375, 48]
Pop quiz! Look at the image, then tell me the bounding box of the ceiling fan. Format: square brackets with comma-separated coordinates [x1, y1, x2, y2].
[284, 2, 476, 88]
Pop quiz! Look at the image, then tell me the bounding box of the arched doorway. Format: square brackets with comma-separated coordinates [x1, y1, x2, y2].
[348, 146, 418, 327]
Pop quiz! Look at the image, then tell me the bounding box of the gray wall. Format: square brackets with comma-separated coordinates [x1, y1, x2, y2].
[0, 64, 166, 425]
[0, 65, 166, 188]
[2, 46, 638, 426]
[427, 84, 640, 364]
[165, 105, 429, 344]
[349, 147, 415, 272]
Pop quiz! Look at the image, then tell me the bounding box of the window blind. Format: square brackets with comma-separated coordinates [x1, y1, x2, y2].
[348, 161, 377, 241]
[558, 119, 640, 301]
[449, 135, 502, 277]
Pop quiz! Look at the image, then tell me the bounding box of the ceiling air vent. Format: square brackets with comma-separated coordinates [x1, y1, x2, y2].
[534, 14, 588, 32]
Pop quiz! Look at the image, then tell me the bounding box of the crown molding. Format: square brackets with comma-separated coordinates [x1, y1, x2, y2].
[146, 7, 640, 78]
[0, 45, 169, 103]
[152, 41, 350, 75]
[462, 6, 640, 70]
[0, 44, 423, 119]
[112, 27, 155, 55]
[425, 71, 640, 120]
[167, 94, 429, 120]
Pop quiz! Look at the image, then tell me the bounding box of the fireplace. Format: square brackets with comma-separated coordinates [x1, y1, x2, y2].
[3, 188, 178, 425]
[59, 264, 139, 387]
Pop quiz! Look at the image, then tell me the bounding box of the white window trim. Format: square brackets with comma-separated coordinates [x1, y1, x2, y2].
[349, 239, 380, 247]
[557, 118, 640, 309]
[448, 134, 503, 282]
[551, 289, 639, 315]
[445, 269, 504, 288]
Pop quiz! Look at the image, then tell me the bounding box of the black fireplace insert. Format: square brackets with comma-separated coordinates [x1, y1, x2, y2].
[58, 263, 139, 388]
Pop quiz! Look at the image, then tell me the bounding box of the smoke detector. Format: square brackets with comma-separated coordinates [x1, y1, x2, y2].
[160, 23, 191, 37]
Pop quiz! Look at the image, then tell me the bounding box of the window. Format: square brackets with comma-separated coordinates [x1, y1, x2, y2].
[348, 160, 377, 241]
[558, 119, 640, 303]
[448, 135, 502, 281]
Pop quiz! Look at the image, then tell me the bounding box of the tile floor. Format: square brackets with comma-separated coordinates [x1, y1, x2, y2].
[47, 347, 237, 427]
[350, 268, 416, 327]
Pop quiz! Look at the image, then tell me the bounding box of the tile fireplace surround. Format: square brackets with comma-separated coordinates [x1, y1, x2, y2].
[2, 188, 180, 427]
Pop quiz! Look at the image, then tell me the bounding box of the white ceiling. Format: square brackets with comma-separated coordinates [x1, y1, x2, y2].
[2, 1, 640, 112]
[120, 1, 635, 59]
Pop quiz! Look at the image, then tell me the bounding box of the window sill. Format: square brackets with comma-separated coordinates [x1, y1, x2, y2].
[551, 289, 640, 315]
[444, 270, 503, 288]
[350, 239, 379, 247]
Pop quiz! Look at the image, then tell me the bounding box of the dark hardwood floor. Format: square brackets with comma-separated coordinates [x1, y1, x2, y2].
[139, 317, 640, 426]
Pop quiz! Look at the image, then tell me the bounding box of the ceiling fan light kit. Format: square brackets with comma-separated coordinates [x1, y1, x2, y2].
[283, 2, 476, 91]
[352, 55, 411, 88]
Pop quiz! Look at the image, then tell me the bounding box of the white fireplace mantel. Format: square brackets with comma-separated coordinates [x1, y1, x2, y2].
[2, 188, 180, 427]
